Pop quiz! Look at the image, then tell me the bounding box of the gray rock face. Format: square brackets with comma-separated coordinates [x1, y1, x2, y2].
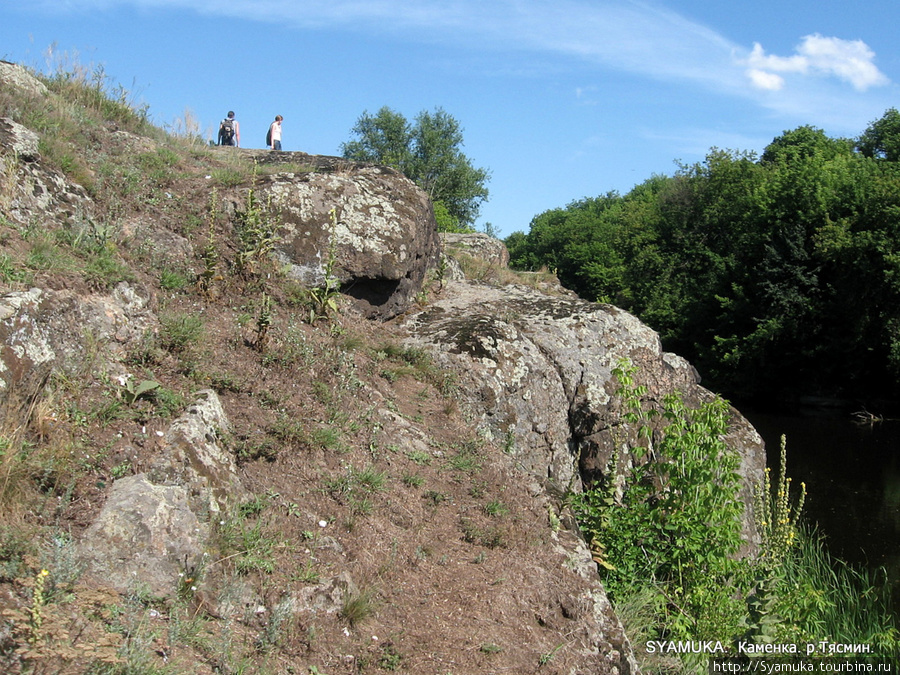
[78, 474, 208, 596]
[440, 232, 510, 267]
[0, 118, 40, 161]
[0, 61, 48, 99]
[259, 163, 440, 319]
[0, 283, 155, 426]
[148, 389, 247, 516]
[80, 390, 245, 598]
[0, 114, 93, 229]
[403, 280, 765, 552]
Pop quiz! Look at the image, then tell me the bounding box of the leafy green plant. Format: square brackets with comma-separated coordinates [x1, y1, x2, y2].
[570, 360, 745, 640]
[302, 207, 342, 324]
[234, 174, 278, 278]
[197, 191, 222, 298]
[376, 642, 402, 670]
[254, 292, 273, 352]
[118, 376, 160, 406]
[159, 267, 190, 291]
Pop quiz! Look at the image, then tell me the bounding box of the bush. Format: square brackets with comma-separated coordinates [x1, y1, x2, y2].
[570, 361, 900, 666]
[570, 361, 745, 640]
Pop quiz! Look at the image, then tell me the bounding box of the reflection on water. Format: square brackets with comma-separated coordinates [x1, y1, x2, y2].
[740, 406, 900, 595]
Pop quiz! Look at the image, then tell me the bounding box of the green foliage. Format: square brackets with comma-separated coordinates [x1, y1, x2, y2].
[234, 180, 278, 278]
[432, 199, 474, 233]
[118, 377, 160, 406]
[570, 361, 744, 640]
[771, 528, 900, 653]
[216, 505, 279, 575]
[158, 313, 203, 353]
[297, 207, 342, 325]
[341, 106, 490, 228]
[508, 116, 900, 401]
[857, 107, 900, 161]
[570, 363, 899, 667]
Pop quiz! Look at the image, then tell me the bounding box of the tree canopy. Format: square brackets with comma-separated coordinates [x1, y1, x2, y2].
[341, 106, 490, 231]
[506, 109, 900, 403]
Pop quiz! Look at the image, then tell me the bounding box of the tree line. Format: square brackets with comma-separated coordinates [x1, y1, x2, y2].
[506, 109, 900, 404]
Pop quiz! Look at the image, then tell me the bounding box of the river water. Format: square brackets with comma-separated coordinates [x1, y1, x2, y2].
[740, 405, 900, 596]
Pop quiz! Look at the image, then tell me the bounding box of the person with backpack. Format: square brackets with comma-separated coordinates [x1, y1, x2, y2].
[218, 111, 240, 147]
[267, 115, 283, 151]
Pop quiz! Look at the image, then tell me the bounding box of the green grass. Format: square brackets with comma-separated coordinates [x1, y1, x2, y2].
[159, 268, 190, 291]
[401, 473, 424, 488]
[772, 528, 900, 654]
[341, 587, 377, 627]
[158, 313, 203, 353]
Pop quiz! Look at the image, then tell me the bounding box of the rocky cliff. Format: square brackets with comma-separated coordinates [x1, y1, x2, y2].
[0, 61, 764, 674]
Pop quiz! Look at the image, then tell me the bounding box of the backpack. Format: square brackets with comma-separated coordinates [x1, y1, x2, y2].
[220, 118, 235, 144]
[266, 126, 272, 147]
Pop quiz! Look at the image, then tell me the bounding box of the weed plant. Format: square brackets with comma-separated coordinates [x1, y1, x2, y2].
[569, 360, 900, 668]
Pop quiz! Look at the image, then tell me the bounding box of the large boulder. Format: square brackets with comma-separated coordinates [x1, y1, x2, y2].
[403, 280, 766, 553]
[148, 388, 247, 515]
[259, 161, 440, 319]
[79, 390, 246, 597]
[77, 474, 208, 596]
[440, 232, 509, 268]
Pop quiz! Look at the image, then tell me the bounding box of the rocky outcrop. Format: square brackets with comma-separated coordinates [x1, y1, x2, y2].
[403, 280, 766, 552]
[440, 231, 509, 267]
[0, 61, 48, 99]
[148, 389, 247, 515]
[258, 163, 440, 319]
[0, 284, 155, 425]
[77, 474, 209, 596]
[0, 116, 93, 229]
[0, 76, 772, 671]
[78, 389, 245, 597]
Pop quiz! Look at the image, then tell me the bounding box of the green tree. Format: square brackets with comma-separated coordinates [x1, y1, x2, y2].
[857, 108, 900, 161]
[340, 106, 412, 170]
[341, 106, 490, 229]
[507, 119, 900, 402]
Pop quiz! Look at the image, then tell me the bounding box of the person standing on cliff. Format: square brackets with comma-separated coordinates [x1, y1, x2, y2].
[268, 115, 283, 151]
[218, 111, 240, 147]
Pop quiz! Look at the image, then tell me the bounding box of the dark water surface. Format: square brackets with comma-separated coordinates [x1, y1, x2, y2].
[740, 405, 900, 594]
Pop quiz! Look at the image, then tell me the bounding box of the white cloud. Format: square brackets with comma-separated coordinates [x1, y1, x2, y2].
[747, 68, 785, 91]
[746, 34, 889, 91]
[26, 0, 891, 108]
[29, 0, 743, 87]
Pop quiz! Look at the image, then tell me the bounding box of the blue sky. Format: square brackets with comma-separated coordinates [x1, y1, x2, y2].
[3, 1, 898, 237]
